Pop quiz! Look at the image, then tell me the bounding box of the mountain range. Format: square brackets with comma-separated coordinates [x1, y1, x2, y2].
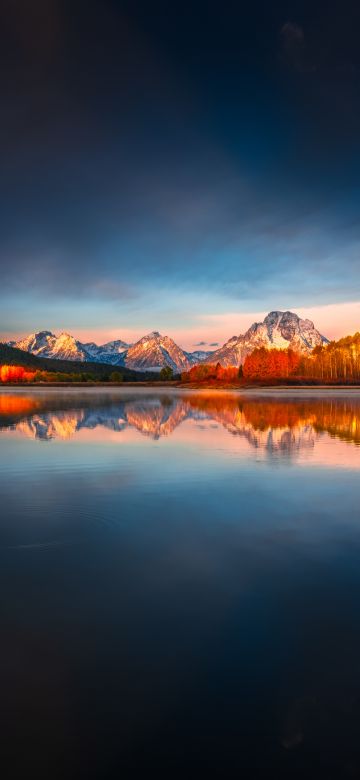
[10, 331, 130, 364]
[8, 311, 328, 372]
[8, 330, 214, 371]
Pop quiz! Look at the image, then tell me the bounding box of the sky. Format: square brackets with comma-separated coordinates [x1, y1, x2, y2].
[0, 0, 360, 350]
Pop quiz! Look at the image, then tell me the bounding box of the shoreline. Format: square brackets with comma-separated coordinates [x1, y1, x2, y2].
[1, 383, 360, 394]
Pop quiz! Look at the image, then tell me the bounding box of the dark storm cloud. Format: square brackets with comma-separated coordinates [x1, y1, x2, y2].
[1, 154, 360, 306]
[1, 0, 360, 311]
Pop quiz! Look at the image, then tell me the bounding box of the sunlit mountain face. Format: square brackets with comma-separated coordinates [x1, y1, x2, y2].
[1, 390, 360, 458]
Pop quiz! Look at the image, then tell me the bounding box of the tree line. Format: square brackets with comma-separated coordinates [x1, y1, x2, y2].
[0, 366, 126, 383]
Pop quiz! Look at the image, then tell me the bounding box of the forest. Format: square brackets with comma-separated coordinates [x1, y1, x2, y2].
[298, 334, 360, 382]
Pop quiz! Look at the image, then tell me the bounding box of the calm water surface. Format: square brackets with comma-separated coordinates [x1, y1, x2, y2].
[1, 387, 360, 778]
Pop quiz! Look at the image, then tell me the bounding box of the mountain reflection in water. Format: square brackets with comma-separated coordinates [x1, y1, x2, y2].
[1, 389, 360, 455]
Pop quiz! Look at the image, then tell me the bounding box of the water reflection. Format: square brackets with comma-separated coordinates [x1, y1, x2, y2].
[1, 390, 360, 455]
[1, 388, 360, 776]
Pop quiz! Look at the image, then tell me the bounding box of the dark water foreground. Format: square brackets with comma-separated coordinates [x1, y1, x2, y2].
[1, 387, 360, 779]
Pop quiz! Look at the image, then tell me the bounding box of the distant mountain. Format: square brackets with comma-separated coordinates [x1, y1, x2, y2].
[10, 329, 191, 371]
[11, 331, 131, 365]
[123, 331, 190, 372]
[14, 331, 91, 362]
[83, 339, 130, 364]
[185, 349, 215, 365]
[204, 311, 328, 367]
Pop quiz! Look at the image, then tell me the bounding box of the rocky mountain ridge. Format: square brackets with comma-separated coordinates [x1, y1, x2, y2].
[8, 311, 328, 371]
[9, 330, 194, 372]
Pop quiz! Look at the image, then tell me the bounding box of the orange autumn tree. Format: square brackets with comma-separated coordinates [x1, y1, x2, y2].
[243, 348, 301, 380]
[0, 365, 36, 383]
[181, 363, 240, 384]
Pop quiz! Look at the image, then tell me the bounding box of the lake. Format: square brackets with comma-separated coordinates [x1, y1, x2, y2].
[1, 387, 360, 778]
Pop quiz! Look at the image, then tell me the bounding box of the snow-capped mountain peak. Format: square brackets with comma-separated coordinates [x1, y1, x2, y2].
[203, 310, 328, 367]
[10, 330, 130, 365]
[47, 332, 89, 361]
[14, 330, 58, 358]
[124, 331, 190, 372]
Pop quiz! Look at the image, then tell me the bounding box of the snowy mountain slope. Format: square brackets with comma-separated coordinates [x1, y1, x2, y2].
[45, 332, 91, 362]
[123, 331, 191, 372]
[13, 331, 91, 362]
[11, 331, 130, 365]
[83, 339, 130, 365]
[14, 331, 57, 357]
[203, 311, 328, 368]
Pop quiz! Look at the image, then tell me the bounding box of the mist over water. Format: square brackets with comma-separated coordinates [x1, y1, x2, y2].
[1, 388, 360, 778]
